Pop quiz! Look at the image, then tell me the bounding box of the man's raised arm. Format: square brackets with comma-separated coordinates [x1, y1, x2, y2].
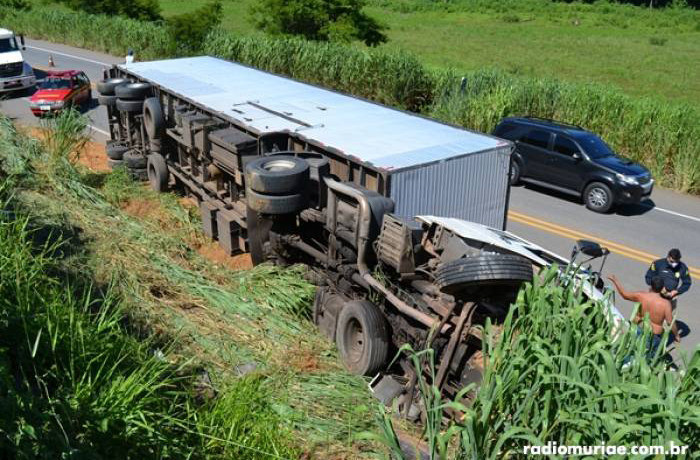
[608, 275, 640, 303]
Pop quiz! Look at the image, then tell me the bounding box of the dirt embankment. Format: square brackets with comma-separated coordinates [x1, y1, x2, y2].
[58, 134, 254, 271]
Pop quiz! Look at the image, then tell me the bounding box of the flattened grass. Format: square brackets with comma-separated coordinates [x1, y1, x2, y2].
[0, 112, 383, 458]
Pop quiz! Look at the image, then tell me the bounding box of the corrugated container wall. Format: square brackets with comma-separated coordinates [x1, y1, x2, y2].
[389, 145, 511, 229]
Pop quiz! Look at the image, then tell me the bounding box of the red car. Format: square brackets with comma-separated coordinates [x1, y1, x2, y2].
[29, 70, 91, 116]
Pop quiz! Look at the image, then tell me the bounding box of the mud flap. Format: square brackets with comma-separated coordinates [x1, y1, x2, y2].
[246, 206, 272, 266]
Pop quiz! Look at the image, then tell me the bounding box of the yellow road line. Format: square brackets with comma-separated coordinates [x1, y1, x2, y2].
[509, 210, 700, 281]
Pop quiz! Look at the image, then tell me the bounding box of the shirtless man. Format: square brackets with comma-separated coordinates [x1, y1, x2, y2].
[608, 275, 679, 354]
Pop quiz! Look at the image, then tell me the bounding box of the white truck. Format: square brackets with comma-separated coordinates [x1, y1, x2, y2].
[96, 56, 624, 416]
[0, 28, 35, 93]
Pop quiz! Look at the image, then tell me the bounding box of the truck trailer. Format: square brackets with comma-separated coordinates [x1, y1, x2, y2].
[97, 55, 562, 414]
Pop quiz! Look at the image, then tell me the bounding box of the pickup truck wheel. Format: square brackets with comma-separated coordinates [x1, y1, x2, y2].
[509, 161, 521, 186]
[583, 182, 614, 213]
[143, 97, 165, 140]
[106, 143, 128, 160]
[116, 98, 144, 113]
[336, 300, 389, 376]
[245, 188, 308, 215]
[124, 150, 147, 169]
[97, 78, 129, 96]
[245, 156, 310, 194]
[98, 94, 117, 107]
[115, 82, 152, 100]
[435, 254, 533, 294]
[147, 153, 169, 192]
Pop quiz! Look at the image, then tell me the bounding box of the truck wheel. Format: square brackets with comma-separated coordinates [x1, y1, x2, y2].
[336, 300, 389, 376]
[98, 94, 117, 107]
[129, 167, 148, 181]
[115, 82, 152, 100]
[245, 188, 308, 215]
[245, 156, 309, 195]
[509, 161, 521, 186]
[435, 254, 533, 294]
[147, 153, 169, 192]
[143, 97, 165, 140]
[583, 182, 614, 213]
[97, 78, 129, 96]
[108, 158, 124, 170]
[116, 98, 143, 113]
[106, 143, 128, 160]
[124, 150, 147, 169]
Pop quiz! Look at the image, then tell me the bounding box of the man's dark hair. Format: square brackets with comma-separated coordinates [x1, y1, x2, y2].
[650, 276, 664, 293]
[668, 248, 681, 261]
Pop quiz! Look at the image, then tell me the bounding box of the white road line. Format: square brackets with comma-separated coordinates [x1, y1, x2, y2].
[651, 206, 700, 224]
[88, 124, 110, 136]
[25, 45, 112, 67]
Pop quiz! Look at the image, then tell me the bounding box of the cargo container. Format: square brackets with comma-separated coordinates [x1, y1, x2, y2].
[97, 55, 537, 416]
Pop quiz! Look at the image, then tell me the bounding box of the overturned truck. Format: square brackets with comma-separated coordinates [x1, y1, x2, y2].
[98, 56, 537, 412]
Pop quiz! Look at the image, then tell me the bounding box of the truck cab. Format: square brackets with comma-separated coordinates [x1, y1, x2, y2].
[0, 29, 35, 93]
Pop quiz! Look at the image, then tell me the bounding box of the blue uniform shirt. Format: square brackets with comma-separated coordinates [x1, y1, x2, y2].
[645, 258, 692, 295]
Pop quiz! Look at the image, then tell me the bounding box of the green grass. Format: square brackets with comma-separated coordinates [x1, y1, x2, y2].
[0, 111, 386, 458]
[377, 267, 700, 458]
[152, 0, 700, 105]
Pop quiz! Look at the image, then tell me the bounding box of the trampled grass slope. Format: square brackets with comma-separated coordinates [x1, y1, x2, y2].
[0, 112, 384, 458]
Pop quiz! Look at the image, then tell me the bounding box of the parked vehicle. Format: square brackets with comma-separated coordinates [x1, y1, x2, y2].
[0, 28, 35, 93]
[29, 70, 91, 116]
[493, 116, 654, 213]
[96, 57, 621, 415]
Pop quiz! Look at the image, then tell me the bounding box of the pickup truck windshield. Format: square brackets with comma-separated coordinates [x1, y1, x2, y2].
[0, 38, 18, 53]
[39, 78, 72, 90]
[575, 134, 615, 159]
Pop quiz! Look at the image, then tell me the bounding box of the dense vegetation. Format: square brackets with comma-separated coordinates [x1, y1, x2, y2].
[0, 112, 382, 458]
[380, 269, 700, 458]
[6, 5, 699, 193]
[250, 0, 387, 46]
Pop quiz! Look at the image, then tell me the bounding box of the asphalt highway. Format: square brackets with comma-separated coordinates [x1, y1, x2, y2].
[4, 38, 699, 354]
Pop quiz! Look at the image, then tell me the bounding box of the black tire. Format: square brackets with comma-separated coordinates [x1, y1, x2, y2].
[106, 143, 128, 160]
[245, 188, 307, 215]
[435, 254, 533, 294]
[245, 156, 309, 195]
[108, 158, 124, 170]
[115, 82, 152, 100]
[143, 97, 165, 140]
[335, 300, 389, 376]
[583, 182, 614, 213]
[124, 150, 147, 169]
[97, 78, 129, 96]
[129, 167, 148, 181]
[509, 161, 521, 186]
[147, 153, 169, 192]
[98, 94, 117, 107]
[116, 98, 143, 113]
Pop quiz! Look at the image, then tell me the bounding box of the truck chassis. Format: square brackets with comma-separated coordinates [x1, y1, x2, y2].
[97, 64, 535, 417]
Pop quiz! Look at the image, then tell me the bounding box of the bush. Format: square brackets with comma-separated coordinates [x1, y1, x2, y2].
[57, 0, 162, 21]
[251, 0, 387, 46]
[166, 1, 222, 55]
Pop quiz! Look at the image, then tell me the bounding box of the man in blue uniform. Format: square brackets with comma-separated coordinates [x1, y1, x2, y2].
[645, 248, 692, 310]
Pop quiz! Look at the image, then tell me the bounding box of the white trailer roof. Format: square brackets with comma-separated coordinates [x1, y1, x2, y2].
[121, 56, 509, 172]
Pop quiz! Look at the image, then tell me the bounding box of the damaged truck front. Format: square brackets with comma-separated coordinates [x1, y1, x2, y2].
[97, 56, 549, 415]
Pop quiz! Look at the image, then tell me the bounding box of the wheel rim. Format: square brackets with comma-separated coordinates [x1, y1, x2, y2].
[263, 159, 296, 172]
[343, 318, 365, 364]
[510, 163, 518, 181]
[588, 187, 608, 208]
